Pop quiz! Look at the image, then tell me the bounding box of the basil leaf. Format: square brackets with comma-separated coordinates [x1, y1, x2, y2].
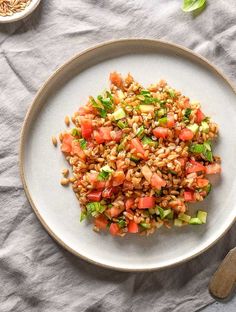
[182, 0, 206, 12]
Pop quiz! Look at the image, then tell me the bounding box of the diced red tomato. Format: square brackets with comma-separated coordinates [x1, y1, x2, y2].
[130, 138, 147, 159]
[186, 160, 206, 174]
[109, 223, 120, 235]
[94, 130, 105, 144]
[106, 206, 124, 218]
[206, 163, 221, 174]
[94, 215, 108, 230]
[110, 72, 123, 88]
[61, 133, 73, 153]
[196, 109, 205, 124]
[150, 173, 166, 190]
[128, 220, 139, 233]
[87, 190, 102, 202]
[102, 187, 114, 198]
[100, 127, 112, 141]
[166, 113, 175, 128]
[196, 178, 209, 188]
[113, 130, 123, 142]
[179, 128, 194, 141]
[153, 127, 169, 139]
[88, 172, 107, 189]
[71, 141, 86, 160]
[125, 198, 135, 210]
[184, 190, 195, 202]
[112, 171, 125, 186]
[138, 197, 155, 209]
[80, 117, 93, 139]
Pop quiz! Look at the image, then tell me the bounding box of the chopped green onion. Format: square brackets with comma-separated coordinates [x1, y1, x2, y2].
[117, 120, 128, 129]
[136, 125, 145, 138]
[71, 128, 79, 136]
[101, 165, 113, 173]
[97, 170, 110, 181]
[197, 211, 207, 224]
[79, 138, 87, 150]
[189, 217, 202, 225]
[140, 90, 151, 96]
[178, 213, 191, 223]
[118, 138, 127, 151]
[205, 183, 212, 195]
[140, 222, 151, 229]
[168, 169, 177, 175]
[97, 95, 113, 111]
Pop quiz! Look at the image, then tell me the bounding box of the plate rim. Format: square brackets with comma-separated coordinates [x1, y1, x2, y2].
[19, 38, 236, 272]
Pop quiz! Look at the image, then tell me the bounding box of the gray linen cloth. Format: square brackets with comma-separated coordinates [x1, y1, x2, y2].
[1, 1, 236, 311]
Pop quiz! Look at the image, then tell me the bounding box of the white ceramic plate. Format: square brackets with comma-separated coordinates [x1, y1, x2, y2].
[20, 39, 236, 271]
[0, 0, 41, 23]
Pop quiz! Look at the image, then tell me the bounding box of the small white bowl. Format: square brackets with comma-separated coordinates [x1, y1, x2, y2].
[0, 0, 41, 23]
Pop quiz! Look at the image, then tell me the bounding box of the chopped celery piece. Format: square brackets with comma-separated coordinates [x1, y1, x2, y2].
[158, 116, 168, 125]
[200, 121, 209, 133]
[178, 213, 191, 223]
[140, 222, 151, 229]
[197, 211, 207, 224]
[189, 217, 202, 225]
[136, 125, 145, 138]
[112, 108, 126, 120]
[139, 105, 155, 113]
[187, 123, 199, 134]
[117, 120, 128, 129]
[174, 219, 183, 227]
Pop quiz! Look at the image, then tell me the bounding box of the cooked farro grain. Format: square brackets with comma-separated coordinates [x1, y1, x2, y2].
[51, 135, 57, 147]
[56, 72, 221, 236]
[0, 0, 31, 16]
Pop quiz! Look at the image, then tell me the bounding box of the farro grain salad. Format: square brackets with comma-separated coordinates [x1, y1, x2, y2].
[53, 72, 221, 236]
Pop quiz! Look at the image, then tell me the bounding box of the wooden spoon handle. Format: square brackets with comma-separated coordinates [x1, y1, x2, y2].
[209, 247, 236, 299]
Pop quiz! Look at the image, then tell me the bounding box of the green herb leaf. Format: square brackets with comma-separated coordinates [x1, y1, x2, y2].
[79, 138, 87, 150]
[158, 116, 168, 125]
[142, 136, 158, 147]
[182, 0, 206, 12]
[86, 202, 106, 216]
[80, 211, 87, 222]
[140, 222, 151, 229]
[190, 143, 205, 154]
[117, 219, 127, 228]
[97, 170, 110, 181]
[184, 108, 192, 119]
